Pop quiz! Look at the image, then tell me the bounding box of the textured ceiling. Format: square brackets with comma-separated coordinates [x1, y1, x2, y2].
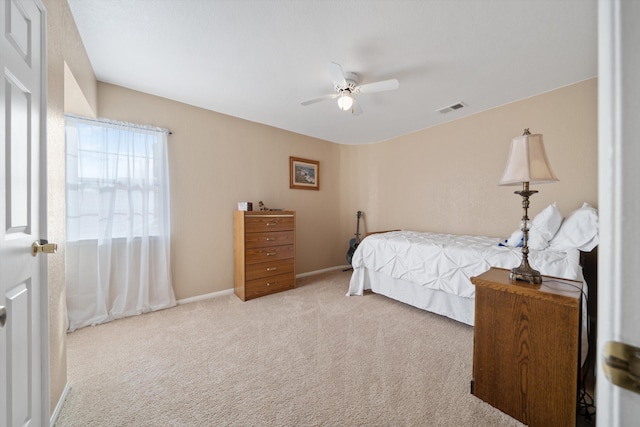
[67, 0, 597, 145]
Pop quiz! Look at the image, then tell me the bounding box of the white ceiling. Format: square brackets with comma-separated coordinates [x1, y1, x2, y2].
[67, 0, 597, 145]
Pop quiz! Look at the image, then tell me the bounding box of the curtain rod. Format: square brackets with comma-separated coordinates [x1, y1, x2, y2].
[64, 113, 172, 135]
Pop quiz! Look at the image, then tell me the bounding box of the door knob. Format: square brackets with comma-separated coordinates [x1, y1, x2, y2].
[0, 306, 6, 328]
[32, 239, 57, 257]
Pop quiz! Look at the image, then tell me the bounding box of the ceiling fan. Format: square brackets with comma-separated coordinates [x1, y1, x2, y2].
[301, 62, 399, 115]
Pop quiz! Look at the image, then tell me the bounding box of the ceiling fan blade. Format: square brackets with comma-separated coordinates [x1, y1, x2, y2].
[356, 78, 399, 94]
[301, 93, 338, 106]
[328, 62, 347, 87]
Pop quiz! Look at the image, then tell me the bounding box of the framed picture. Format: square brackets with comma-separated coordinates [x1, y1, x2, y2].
[290, 156, 320, 190]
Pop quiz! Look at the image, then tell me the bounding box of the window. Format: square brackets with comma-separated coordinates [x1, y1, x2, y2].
[66, 115, 170, 241]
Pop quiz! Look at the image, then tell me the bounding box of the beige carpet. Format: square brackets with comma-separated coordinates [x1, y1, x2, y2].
[55, 270, 524, 427]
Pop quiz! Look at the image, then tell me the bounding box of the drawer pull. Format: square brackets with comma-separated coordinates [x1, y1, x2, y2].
[266, 252, 277, 256]
[266, 267, 277, 272]
[265, 237, 275, 241]
[266, 222, 276, 227]
[266, 282, 278, 286]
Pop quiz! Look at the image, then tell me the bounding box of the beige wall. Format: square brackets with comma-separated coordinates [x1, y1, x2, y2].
[339, 79, 598, 240]
[43, 0, 97, 416]
[97, 84, 344, 299]
[98, 79, 597, 301]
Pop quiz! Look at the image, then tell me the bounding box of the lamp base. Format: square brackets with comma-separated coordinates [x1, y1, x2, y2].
[509, 266, 543, 284]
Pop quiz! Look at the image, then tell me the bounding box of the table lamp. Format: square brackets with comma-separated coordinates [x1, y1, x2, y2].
[499, 129, 558, 284]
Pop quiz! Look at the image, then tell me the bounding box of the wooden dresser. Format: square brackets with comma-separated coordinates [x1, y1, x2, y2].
[471, 267, 582, 427]
[233, 210, 296, 301]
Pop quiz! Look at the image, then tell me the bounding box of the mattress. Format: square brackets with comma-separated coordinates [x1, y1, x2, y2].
[347, 230, 585, 298]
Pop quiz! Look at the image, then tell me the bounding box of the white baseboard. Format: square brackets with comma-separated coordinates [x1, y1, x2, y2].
[50, 382, 71, 426]
[176, 265, 351, 304]
[296, 265, 351, 278]
[176, 288, 234, 305]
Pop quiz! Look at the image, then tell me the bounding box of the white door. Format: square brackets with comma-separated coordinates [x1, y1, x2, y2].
[597, 0, 640, 424]
[0, 0, 49, 426]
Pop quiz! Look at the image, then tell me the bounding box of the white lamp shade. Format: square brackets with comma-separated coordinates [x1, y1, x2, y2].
[498, 133, 559, 185]
[337, 92, 354, 111]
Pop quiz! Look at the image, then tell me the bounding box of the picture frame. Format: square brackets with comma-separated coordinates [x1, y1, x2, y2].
[289, 156, 320, 190]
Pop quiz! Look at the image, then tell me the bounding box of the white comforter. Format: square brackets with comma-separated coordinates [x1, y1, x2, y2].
[347, 230, 584, 298]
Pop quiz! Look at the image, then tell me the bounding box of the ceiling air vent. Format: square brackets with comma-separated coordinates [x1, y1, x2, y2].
[437, 101, 467, 114]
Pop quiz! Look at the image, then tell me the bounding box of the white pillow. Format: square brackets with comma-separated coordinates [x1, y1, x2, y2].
[548, 202, 599, 252]
[505, 229, 523, 247]
[528, 203, 563, 250]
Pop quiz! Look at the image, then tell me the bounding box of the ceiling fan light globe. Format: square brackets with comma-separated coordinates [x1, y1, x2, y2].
[337, 92, 353, 111]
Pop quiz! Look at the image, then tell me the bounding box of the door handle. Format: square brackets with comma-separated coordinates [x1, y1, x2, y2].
[0, 306, 6, 328]
[602, 340, 640, 394]
[32, 239, 58, 257]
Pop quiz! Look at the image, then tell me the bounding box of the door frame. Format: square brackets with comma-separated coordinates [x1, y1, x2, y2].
[38, 0, 51, 422]
[597, 0, 640, 424]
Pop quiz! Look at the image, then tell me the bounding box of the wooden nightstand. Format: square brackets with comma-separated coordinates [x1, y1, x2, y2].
[471, 267, 582, 427]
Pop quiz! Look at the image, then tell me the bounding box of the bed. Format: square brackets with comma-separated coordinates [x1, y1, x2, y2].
[346, 203, 599, 362]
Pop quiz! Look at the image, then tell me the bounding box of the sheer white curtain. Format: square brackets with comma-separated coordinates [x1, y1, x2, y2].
[65, 114, 175, 331]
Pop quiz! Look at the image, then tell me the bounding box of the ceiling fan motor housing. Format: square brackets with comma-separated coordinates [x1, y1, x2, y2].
[335, 72, 358, 93]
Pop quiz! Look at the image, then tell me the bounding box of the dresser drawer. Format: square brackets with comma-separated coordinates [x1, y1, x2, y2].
[246, 258, 294, 281]
[244, 272, 295, 300]
[245, 244, 294, 264]
[244, 215, 294, 233]
[245, 230, 294, 249]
